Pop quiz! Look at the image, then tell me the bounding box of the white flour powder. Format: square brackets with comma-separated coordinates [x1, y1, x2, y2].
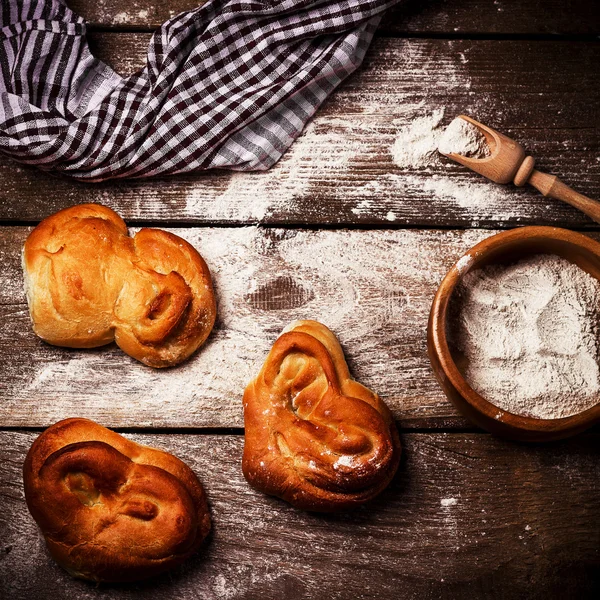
[438, 117, 490, 158]
[390, 110, 445, 169]
[450, 254, 600, 419]
[389, 112, 515, 220]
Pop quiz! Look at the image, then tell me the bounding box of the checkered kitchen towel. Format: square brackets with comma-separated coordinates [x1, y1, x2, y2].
[0, 0, 398, 181]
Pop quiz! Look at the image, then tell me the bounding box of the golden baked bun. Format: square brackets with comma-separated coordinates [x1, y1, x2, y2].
[23, 418, 211, 582]
[242, 320, 401, 511]
[23, 204, 216, 367]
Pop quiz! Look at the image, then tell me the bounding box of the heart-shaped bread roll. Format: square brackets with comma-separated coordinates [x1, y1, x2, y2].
[22, 204, 216, 367]
[242, 320, 401, 511]
[23, 418, 211, 582]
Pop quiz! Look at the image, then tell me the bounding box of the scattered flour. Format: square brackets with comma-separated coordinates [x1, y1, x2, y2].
[113, 9, 149, 24]
[185, 119, 363, 222]
[22, 227, 467, 425]
[419, 175, 510, 215]
[441, 498, 458, 507]
[455, 254, 473, 275]
[185, 171, 276, 222]
[351, 197, 374, 217]
[390, 110, 445, 170]
[175, 47, 496, 222]
[438, 117, 490, 158]
[333, 455, 358, 470]
[112, 11, 129, 24]
[382, 172, 515, 221]
[389, 111, 513, 220]
[450, 254, 600, 419]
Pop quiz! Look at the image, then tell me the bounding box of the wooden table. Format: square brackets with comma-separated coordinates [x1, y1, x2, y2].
[1, 1, 599, 598]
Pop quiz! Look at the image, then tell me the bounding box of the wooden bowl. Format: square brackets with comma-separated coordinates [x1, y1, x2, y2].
[427, 226, 600, 441]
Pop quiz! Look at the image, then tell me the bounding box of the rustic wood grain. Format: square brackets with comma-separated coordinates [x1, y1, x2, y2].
[67, 0, 600, 35]
[4, 6, 598, 597]
[1, 431, 599, 599]
[385, 0, 600, 36]
[0, 225, 517, 429]
[1, 37, 599, 227]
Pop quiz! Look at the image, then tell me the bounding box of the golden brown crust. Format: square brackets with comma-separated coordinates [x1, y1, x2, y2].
[242, 320, 401, 511]
[23, 418, 211, 582]
[22, 204, 216, 367]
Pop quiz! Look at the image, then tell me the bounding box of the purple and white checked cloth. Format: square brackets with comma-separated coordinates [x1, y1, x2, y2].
[1, 0, 398, 181]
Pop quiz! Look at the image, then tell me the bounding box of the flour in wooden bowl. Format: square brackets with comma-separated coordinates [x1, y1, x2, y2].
[448, 254, 600, 419]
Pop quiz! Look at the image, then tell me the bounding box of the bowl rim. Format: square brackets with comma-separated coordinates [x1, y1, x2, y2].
[429, 225, 600, 434]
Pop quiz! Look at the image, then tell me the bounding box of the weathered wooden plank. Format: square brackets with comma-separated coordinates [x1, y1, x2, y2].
[1, 37, 599, 227]
[0, 226, 513, 429]
[1, 431, 598, 599]
[385, 0, 600, 36]
[68, 0, 600, 35]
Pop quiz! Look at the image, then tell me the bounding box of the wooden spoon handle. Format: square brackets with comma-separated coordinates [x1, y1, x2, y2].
[528, 169, 600, 225]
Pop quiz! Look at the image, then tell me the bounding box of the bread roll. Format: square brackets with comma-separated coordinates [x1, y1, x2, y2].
[23, 418, 211, 582]
[22, 204, 216, 367]
[242, 320, 401, 511]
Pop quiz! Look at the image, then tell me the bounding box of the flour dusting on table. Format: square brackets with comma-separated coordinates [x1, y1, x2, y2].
[17, 227, 487, 427]
[390, 111, 514, 220]
[185, 118, 364, 222]
[441, 498, 458, 507]
[390, 110, 445, 169]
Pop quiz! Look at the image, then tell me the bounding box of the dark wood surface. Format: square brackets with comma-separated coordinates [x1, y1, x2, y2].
[1, 432, 599, 600]
[67, 0, 600, 35]
[1, 1, 599, 598]
[2, 36, 599, 227]
[0, 225, 501, 429]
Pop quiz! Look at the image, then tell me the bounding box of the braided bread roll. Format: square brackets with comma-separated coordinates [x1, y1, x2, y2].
[22, 204, 216, 367]
[242, 320, 401, 511]
[23, 418, 211, 582]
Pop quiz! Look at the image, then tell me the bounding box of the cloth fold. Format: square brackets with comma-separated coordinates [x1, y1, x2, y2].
[1, 0, 398, 181]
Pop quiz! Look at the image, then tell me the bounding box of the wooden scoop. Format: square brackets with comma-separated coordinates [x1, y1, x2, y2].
[441, 115, 600, 224]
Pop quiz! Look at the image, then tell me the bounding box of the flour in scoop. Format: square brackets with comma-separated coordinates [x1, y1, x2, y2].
[449, 254, 600, 419]
[438, 117, 490, 158]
